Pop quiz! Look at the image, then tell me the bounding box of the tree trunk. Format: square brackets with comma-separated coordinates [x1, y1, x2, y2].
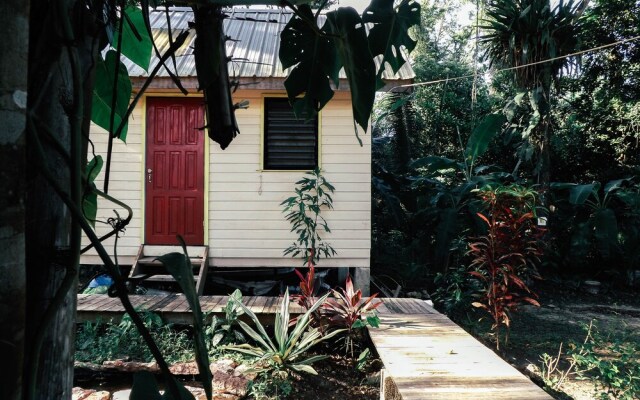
[25, 0, 98, 397]
[0, 0, 29, 398]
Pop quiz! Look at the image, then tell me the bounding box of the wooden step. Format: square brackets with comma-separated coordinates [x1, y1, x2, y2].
[128, 245, 209, 295]
[137, 257, 203, 266]
[145, 275, 197, 283]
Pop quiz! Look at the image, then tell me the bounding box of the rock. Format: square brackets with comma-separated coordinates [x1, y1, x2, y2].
[170, 361, 200, 375]
[212, 371, 251, 397]
[102, 359, 159, 373]
[72, 387, 95, 400]
[111, 389, 132, 400]
[85, 392, 110, 400]
[210, 359, 238, 375]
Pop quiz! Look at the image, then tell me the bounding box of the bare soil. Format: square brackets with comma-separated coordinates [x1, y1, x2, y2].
[452, 278, 640, 400]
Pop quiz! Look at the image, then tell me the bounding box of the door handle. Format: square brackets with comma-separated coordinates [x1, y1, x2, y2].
[147, 168, 153, 183]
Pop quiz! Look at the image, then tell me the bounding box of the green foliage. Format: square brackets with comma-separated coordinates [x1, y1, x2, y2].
[114, 6, 153, 71]
[91, 50, 132, 141]
[280, 1, 420, 131]
[548, 178, 640, 274]
[75, 313, 193, 364]
[551, 0, 640, 183]
[432, 262, 482, 317]
[467, 184, 544, 350]
[247, 373, 293, 400]
[363, 0, 420, 78]
[281, 168, 336, 265]
[569, 322, 640, 400]
[82, 155, 103, 227]
[206, 289, 246, 348]
[355, 348, 371, 372]
[481, 0, 582, 90]
[225, 289, 341, 376]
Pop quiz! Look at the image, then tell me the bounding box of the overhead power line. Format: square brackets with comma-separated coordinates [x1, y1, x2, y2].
[389, 34, 640, 92]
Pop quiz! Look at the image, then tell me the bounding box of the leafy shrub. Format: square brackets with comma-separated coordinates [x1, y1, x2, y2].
[281, 167, 336, 265]
[206, 289, 246, 349]
[549, 178, 640, 277]
[76, 312, 193, 364]
[569, 322, 640, 400]
[432, 262, 482, 317]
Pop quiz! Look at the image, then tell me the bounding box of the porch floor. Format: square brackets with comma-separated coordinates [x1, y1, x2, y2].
[76, 294, 551, 399]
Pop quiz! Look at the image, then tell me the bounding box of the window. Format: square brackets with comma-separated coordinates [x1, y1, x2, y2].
[263, 97, 318, 170]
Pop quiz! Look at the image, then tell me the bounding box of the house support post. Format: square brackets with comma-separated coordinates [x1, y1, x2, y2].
[353, 267, 370, 296]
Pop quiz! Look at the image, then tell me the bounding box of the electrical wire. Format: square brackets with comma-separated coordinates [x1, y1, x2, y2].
[389, 34, 640, 92]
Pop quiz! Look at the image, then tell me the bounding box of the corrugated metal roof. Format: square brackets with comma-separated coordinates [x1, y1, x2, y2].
[124, 7, 415, 82]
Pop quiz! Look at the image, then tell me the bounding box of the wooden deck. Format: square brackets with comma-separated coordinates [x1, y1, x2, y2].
[77, 294, 551, 399]
[373, 298, 552, 400]
[76, 294, 304, 324]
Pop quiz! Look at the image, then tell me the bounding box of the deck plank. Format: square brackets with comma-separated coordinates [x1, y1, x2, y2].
[369, 299, 551, 400]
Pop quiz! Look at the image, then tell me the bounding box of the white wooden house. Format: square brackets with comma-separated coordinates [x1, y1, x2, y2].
[80, 7, 414, 293]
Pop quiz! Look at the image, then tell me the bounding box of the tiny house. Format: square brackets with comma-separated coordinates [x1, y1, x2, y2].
[80, 7, 414, 293]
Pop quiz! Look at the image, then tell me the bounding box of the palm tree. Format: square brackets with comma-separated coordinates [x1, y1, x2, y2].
[481, 0, 585, 197]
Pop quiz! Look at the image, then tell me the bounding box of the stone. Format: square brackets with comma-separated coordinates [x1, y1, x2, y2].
[210, 359, 237, 375]
[111, 389, 132, 400]
[72, 387, 95, 400]
[103, 359, 159, 373]
[170, 361, 200, 375]
[212, 371, 251, 397]
[85, 392, 110, 400]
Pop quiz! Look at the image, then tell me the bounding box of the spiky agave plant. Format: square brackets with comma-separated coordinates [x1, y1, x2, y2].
[225, 289, 342, 376]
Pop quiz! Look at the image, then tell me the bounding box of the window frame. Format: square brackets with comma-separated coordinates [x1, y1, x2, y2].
[261, 96, 320, 171]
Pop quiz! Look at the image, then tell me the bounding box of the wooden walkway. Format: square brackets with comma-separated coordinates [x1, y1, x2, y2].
[373, 298, 552, 400]
[77, 294, 551, 399]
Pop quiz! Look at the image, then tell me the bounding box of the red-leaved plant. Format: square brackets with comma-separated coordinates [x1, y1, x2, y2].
[468, 185, 544, 350]
[291, 259, 326, 330]
[323, 275, 382, 356]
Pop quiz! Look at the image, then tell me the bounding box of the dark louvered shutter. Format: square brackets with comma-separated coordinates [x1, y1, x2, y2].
[264, 98, 318, 170]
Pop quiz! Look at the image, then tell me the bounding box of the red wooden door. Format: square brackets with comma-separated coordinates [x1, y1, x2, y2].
[145, 97, 205, 245]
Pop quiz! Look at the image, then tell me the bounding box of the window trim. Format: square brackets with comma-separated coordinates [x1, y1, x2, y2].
[260, 94, 322, 171]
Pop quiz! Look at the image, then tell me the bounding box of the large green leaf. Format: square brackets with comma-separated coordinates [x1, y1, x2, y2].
[280, 5, 338, 120]
[410, 156, 460, 173]
[593, 208, 619, 259]
[569, 183, 597, 205]
[91, 50, 132, 141]
[82, 156, 103, 227]
[156, 239, 212, 400]
[114, 6, 153, 71]
[465, 114, 506, 163]
[362, 0, 421, 75]
[325, 7, 376, 133]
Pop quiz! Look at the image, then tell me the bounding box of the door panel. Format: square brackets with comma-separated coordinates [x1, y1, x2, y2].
[145, 97, 205, 245]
